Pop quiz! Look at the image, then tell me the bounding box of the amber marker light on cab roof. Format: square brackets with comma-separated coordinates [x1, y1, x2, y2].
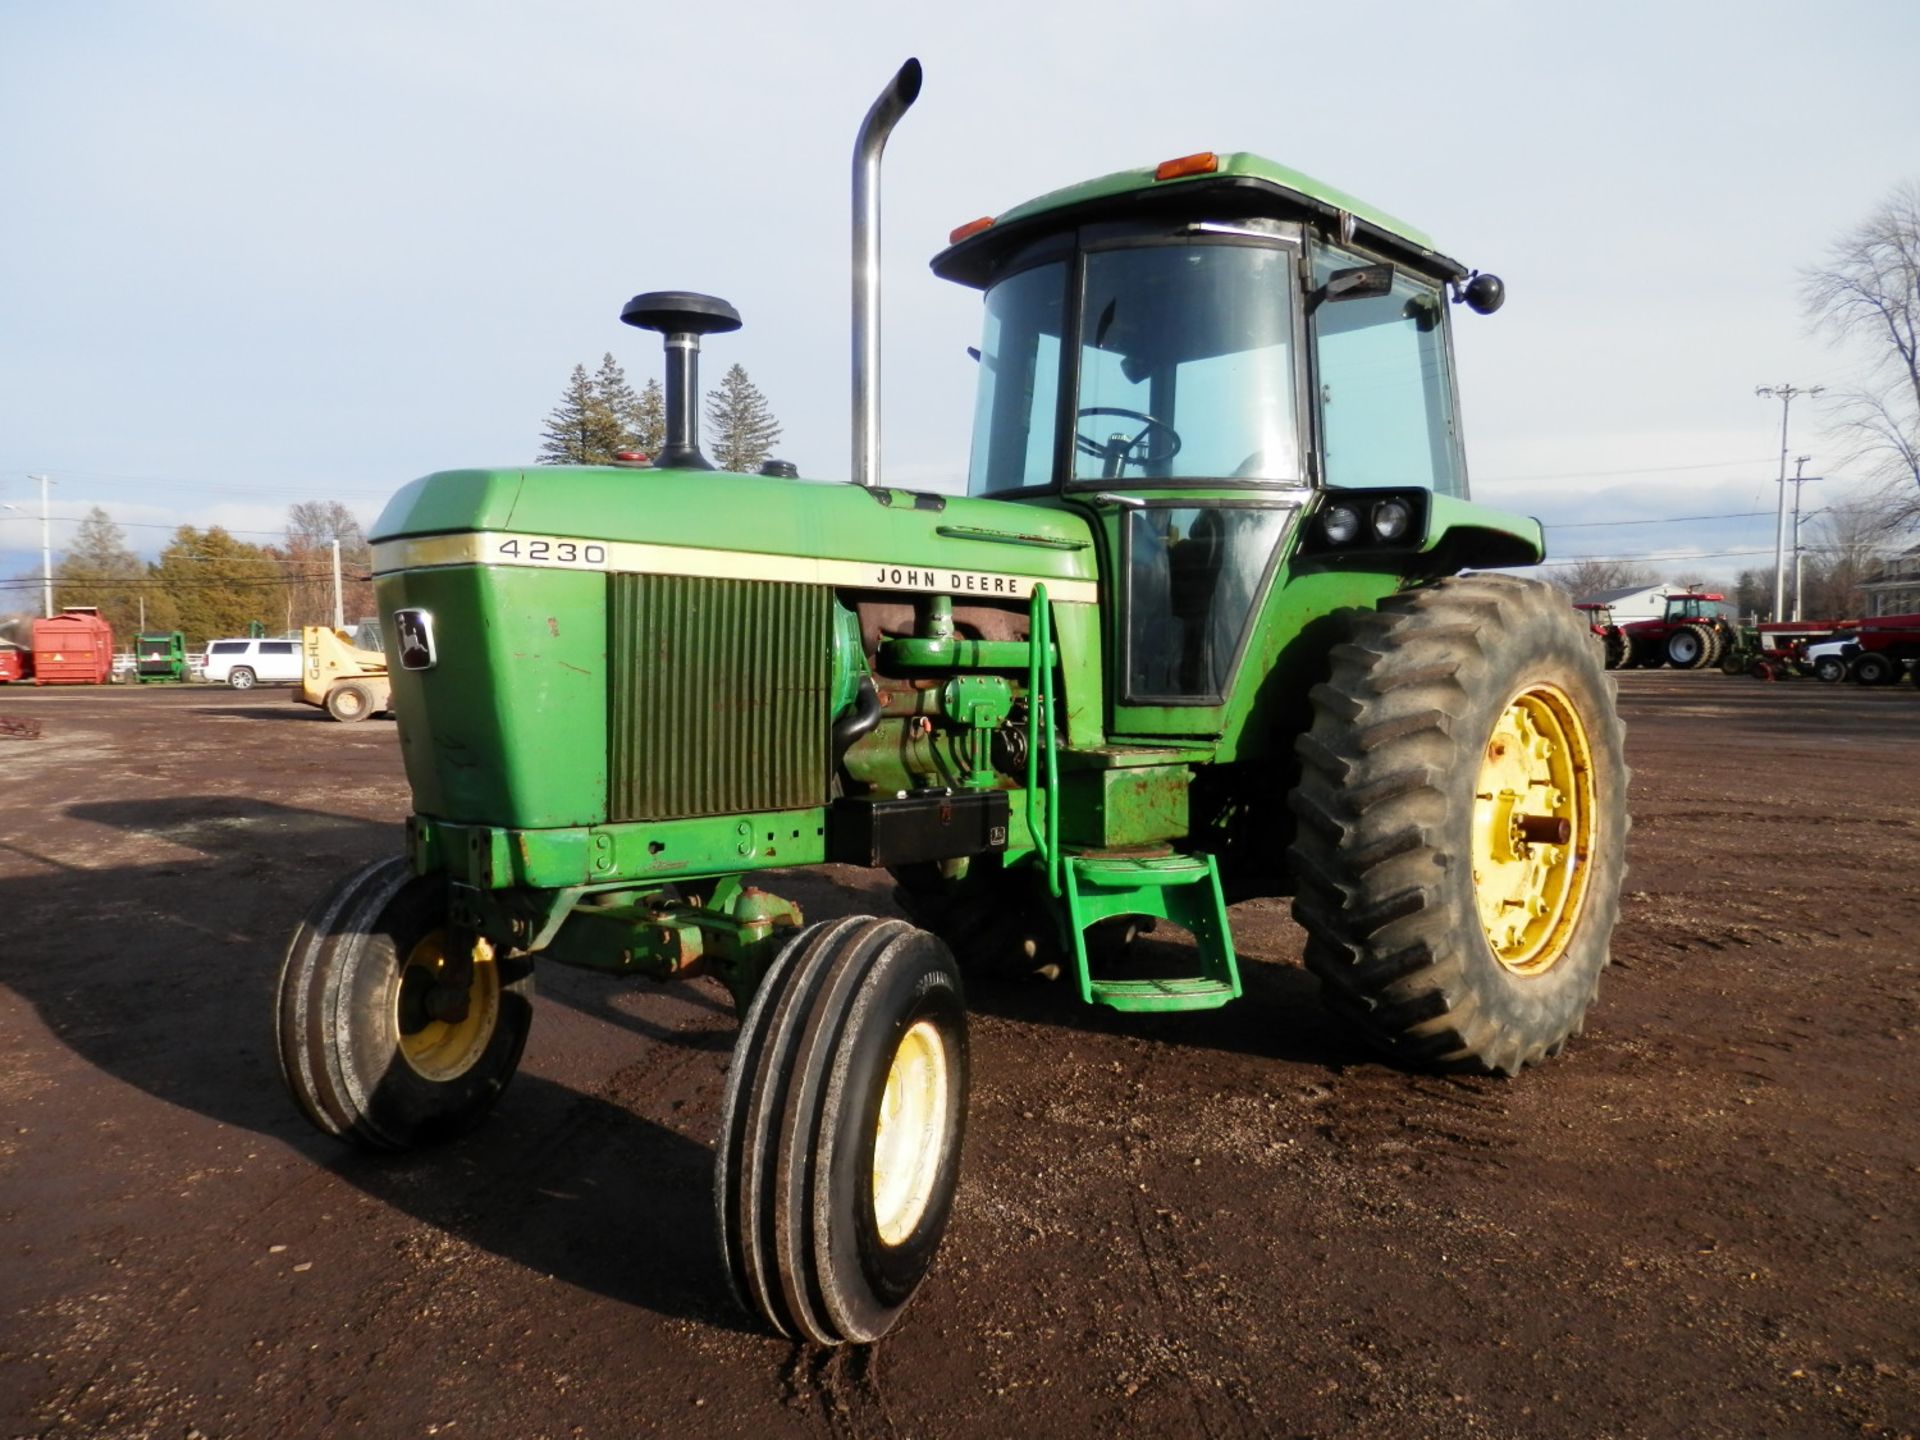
[1154, 151, 1219, 181]
[949, 216, 995, 244]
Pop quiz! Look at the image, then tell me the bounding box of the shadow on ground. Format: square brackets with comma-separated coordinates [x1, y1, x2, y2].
[0, 795, 743, 1331]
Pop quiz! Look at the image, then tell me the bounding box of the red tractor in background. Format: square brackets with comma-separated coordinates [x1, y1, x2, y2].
[1616, 590, 1739, 670]
[1574, 602, 1630, 670]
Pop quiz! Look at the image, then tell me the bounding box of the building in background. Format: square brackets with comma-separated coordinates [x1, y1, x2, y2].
[1861, 545, 1920, 617]
[1571, 583, 1669, 622]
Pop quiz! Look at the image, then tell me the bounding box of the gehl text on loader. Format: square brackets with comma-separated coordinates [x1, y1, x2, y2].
[277, 59, 1628, 1346]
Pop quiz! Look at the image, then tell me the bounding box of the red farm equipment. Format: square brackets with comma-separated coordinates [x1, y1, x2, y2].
[1574, 602, 1629, 670]
[0, 642, 25, 683]
[1616, 590, 1739, 671]
[1842, 613, 1920, 685]
[1796, 612, 1920, 685]
[30, 608, 114, 685]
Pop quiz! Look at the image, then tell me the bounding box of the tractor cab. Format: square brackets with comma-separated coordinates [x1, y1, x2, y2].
[1662, 592, 1731, 624]
[932, 152, 1514, 728]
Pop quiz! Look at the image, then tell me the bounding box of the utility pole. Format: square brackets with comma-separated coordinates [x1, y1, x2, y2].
[1756, 385, 1822, 623]
[1789, 456, 1824, 621]
[30, 474, 56, 618]
[330, 539, 345, 630]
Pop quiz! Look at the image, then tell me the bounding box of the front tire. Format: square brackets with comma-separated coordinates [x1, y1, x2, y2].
[1288, 575, 1629, 1075]
[1813, 655, 1847, 683]
[717, 916, 968, 1345]
[326, 680, 376, 722]
[276, 857, 533, 1149]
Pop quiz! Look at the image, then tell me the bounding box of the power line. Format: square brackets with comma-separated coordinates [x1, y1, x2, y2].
[24, 512, 292, 538]
[1478, 456, 1773, 483]
[1, 466, 392, 499]
[1535, 547, 1777, 568]
[1542, 510, 1774, 530]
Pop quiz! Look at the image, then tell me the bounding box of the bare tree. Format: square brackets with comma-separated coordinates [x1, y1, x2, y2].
[1803, 492, 1903, 617]
[1803, 181, 1920, 519]
[1545, 559, 1656, 598]
[283, 501, 373, 627]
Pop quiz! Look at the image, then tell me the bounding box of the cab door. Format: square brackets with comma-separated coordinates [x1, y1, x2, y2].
[1102, 496, 1298, 737]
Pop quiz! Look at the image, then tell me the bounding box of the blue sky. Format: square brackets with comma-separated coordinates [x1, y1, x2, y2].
[3, 0, 1916, 602]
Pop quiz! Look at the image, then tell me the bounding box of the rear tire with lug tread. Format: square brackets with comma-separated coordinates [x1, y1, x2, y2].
[1288, 574, 1629, 1075]
[717, 915, 968, 1345]
[1666, 624, 1710, 669]
[276, 857, 533, 1150]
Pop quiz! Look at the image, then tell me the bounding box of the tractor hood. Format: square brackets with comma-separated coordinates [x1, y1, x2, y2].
[370, 467, 1099, 604]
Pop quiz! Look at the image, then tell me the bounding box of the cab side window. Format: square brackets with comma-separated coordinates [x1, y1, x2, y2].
[1312, 245, 1464, 496]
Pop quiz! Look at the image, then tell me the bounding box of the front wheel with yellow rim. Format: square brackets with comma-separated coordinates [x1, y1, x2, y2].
[717, 916, 968, 1345]
[1288, 574, 1629, 1075]
[276, 857, 534, 1149]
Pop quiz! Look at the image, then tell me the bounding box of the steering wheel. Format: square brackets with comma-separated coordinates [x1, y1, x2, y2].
[1074, 406, 1183, 477]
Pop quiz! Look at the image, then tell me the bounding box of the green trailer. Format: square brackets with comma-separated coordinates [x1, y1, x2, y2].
[134, 631, 188, 683]
[277, 61, 1628, 1346]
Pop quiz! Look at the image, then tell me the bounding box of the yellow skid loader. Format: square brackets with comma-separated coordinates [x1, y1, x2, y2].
[296, 625, 390, 723]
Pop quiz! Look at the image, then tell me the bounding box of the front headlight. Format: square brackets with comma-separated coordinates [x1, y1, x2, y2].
[1321, 503, 1362, 545]
[1372, 499, 1413, 542]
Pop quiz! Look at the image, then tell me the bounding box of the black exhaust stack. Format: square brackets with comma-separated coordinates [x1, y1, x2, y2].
[620, 290, 741, 470]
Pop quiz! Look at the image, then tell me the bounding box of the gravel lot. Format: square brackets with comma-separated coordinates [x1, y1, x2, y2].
[1, 673, 1916, 1439]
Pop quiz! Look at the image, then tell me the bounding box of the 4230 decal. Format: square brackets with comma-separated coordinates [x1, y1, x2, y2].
[495, 537, 607, 564]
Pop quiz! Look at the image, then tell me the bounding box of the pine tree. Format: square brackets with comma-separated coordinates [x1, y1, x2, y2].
[704, 363, 784, 473]
[633, 377, 666, 458]
[592, 352, 647, 454]
[55, 506, 176, 640]
[538, 362, 625, 464]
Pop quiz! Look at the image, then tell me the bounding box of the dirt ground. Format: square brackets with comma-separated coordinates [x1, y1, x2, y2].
[0, 673, 1915, 1440]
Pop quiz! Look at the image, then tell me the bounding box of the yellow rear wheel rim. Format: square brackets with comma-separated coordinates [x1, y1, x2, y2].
[871, 1020, 949, 1246]
[1471, 684, 1596, 975]
[393, 929, 500, 1082]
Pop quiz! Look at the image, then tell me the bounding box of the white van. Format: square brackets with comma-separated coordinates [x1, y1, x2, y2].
[202, 637, 302, 689]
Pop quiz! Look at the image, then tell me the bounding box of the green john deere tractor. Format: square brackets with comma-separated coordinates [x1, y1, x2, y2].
[277, 60, 1628, 1346]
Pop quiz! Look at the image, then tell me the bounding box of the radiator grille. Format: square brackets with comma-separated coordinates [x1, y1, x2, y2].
[608, 574, 832, 822]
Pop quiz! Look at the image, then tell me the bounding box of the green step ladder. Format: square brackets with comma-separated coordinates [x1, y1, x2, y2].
[1023, 586, 1241, 1015]
[1063, 852, 1241, 1013]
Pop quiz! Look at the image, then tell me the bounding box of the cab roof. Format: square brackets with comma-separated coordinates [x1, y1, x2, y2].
[931, 151, 1467, 289]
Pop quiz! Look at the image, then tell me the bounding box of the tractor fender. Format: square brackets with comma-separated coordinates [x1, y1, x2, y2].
[1420, 522, 1544, 574]
[1415, 494, 1545, 574]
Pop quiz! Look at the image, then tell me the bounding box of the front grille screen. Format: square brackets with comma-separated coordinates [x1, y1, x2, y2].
[608, 573, 832, 822]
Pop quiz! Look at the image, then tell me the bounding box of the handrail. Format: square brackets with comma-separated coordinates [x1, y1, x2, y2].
[1025, 586, 1063, 897]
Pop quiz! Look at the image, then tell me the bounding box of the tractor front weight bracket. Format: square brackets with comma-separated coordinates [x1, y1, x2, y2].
[537, 876, 805, 1015]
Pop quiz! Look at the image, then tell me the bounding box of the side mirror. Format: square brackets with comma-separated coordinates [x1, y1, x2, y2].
[1461, 272, 1505, 314]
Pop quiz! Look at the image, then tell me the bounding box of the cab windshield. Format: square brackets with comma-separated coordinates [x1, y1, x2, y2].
[967, 241, 1302, 496]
